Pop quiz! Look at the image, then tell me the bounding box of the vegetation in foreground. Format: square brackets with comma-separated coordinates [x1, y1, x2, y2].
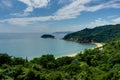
[0, 38, 120, 80]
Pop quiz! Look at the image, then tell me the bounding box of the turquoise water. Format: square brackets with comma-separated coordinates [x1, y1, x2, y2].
[0, 33, 95, 59]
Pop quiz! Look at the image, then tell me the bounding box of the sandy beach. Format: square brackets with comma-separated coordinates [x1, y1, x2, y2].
[66, 43, 103, 57]
[93, 43, 103, 48]
[67, 53, 78, 57]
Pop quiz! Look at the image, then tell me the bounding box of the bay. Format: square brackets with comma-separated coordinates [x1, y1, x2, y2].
[0, 33, 95, 60]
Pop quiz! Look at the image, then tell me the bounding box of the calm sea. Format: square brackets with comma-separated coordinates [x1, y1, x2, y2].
[0, 33, 95, 59]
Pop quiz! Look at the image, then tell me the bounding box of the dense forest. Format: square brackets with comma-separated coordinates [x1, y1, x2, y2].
[0, 38, 120, 80]
[63, 24, 120, 43]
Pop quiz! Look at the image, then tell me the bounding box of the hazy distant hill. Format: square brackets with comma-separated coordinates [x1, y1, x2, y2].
[63, 24, 120, 43]
[53, 31, 73, 34]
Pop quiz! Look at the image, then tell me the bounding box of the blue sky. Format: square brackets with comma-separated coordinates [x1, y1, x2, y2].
[0, 0, 120, 33]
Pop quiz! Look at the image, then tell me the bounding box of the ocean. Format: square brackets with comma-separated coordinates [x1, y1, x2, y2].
[0, 33, 95, 60]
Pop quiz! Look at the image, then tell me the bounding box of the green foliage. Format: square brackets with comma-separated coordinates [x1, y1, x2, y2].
[12, 57, 26, 65]
[108, 53, 120, 65]
[31, 54, 56, 69]
[56, 56, 74, 67]
[46, 71, 64, 80]
[63, 24, 120, 42]
[0, 53, 12, 65]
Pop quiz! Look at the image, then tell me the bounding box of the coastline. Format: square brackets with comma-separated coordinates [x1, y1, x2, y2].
[66, 53, 78, 57]
[66, 42, 103, 57]
[92, 42, 103, 48]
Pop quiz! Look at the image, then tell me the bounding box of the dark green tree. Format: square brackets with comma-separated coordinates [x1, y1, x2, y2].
[12, 57, 26, 65]
[0, 53, 12, 66]
[56, 56, 73, 67]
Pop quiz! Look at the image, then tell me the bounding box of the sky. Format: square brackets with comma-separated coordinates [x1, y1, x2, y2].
[0, 0, 120, 33]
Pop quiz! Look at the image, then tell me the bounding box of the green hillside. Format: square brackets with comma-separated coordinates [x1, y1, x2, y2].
[0, 38, 120, 80]
[63, 24, 120, 42]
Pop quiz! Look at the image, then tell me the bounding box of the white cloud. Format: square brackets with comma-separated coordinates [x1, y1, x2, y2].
[11, 13, 30, 17]
[18, 0, 50, 13]
[53, 25, 84, 32]
[0, 16, 54, 26]
[56, 0, 120, 20]
[85, 18, 112, 28]
[0, 0, 120, 26]
[0, 0, 91, 26]
[54, 0, 91, 20]
[112, 17, 120, 24]
[86, 0, 120, 12]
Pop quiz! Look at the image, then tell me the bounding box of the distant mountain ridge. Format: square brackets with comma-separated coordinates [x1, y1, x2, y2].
[63, 24, 120, 43]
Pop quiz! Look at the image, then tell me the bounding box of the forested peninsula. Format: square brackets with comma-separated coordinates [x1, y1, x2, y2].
[63, 24, 120, 43]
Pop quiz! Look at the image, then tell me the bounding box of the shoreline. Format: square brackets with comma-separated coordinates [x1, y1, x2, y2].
[92, 42, 103, 48]
[66, 42, 103, 57]
[66, 53, 78, 57]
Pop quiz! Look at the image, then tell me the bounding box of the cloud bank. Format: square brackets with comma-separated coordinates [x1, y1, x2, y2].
[112, 17, 120, 24]
[0, 0, 120, 26]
